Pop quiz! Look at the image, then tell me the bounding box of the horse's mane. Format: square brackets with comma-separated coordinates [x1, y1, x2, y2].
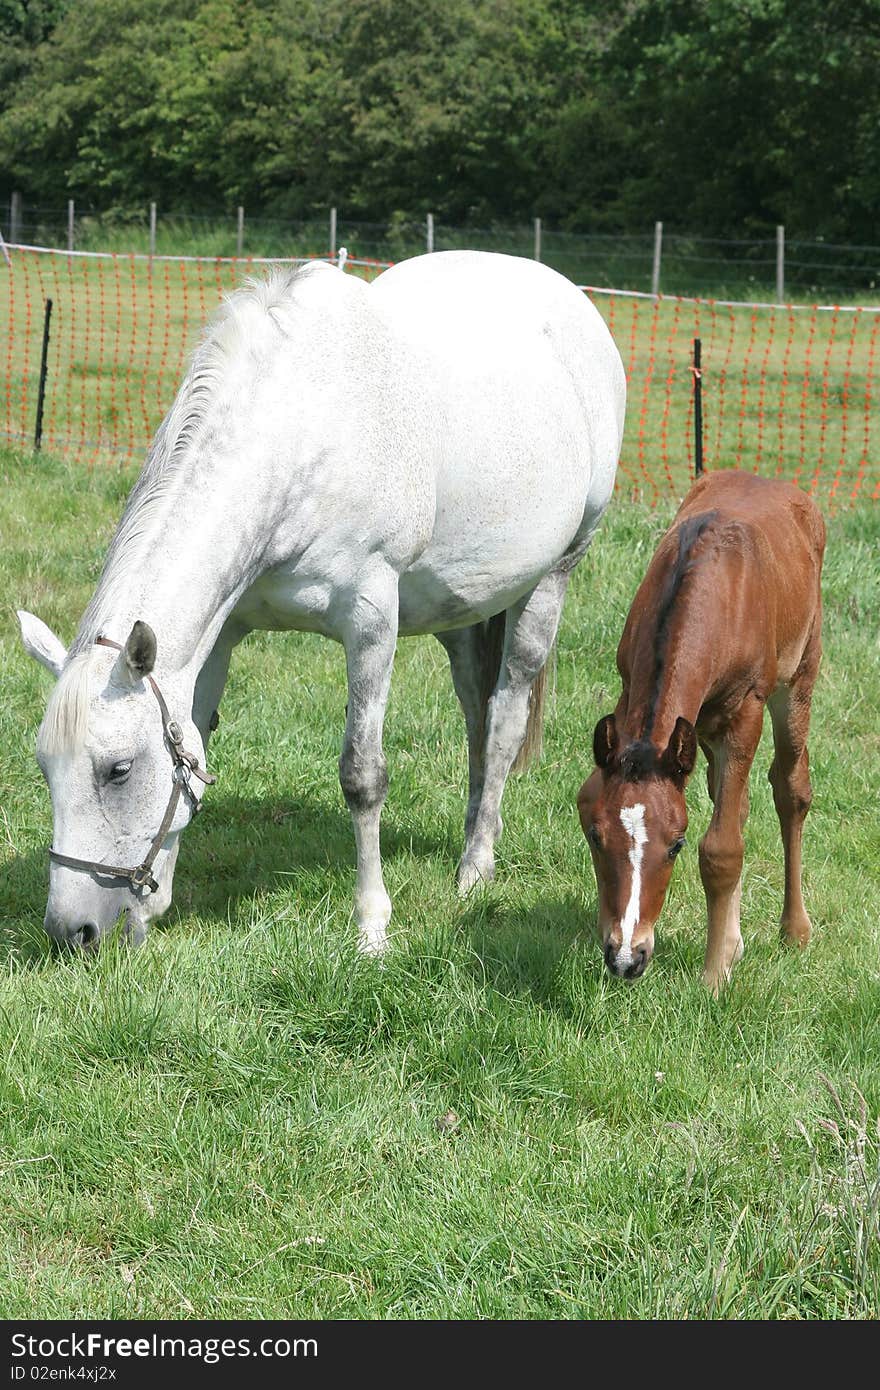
[42, 268, 316, 753]
[640, 509, 719, 740]
[68, 267, 310, 661]
[37, 649, 103, 756]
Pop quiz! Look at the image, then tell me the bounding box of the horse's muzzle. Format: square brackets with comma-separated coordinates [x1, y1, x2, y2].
[604, 940, 650, 979]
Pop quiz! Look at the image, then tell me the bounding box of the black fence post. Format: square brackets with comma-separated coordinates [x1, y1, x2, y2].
[693, 337, 703, 476]
[34, 297, 53, 452]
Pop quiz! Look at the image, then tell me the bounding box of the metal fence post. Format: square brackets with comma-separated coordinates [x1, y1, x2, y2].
[776, 225, 785, 304]
[237, 205, 244, 257]
[330, 206, 337, 258]
[10, 190, 22, 243]
[651, 220, 663, 297]
[67, 199, 75, 253]
[427, 212, 434, 253]
[534, 217, 542, 262]
[34, 298, 53, 452]
[693, 338, 703, 477]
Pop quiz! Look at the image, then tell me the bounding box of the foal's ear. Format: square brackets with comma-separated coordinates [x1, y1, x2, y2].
[116, 620, 157, 683]
[662, 716, 697, 783]
[593, 714, 619, 771]
[17, 610, 67, 677]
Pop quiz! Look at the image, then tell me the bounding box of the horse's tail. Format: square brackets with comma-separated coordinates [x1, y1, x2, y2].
[513, 661, 547, 774]
[478, 611, 549, 776]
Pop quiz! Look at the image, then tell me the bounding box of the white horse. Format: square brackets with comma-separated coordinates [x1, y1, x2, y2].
[18, 251, 625, 952]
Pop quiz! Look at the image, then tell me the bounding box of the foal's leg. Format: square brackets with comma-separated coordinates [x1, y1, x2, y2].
[435, 623, 497, 845]
[458, 571, 568, 895]
[767, 626, 820, 948]
[699, 738, 716, 804]
[699, 698, 764, 991]
[339, 567, 399, 955]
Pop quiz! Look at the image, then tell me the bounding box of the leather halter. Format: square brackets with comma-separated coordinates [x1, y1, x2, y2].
[48, 636, 216, 895]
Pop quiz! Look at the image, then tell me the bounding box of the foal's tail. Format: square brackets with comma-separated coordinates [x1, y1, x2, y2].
[479, 612, 549, 775]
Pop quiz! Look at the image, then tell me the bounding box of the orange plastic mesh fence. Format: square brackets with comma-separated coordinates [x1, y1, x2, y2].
[2, 247, 877, 506]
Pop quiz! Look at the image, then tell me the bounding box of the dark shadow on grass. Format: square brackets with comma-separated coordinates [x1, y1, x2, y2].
[460, 892, 720, 1011]
[461, 892, 601, 1010]
[176, 789, 451, 918]
[0, 788, 453, 966]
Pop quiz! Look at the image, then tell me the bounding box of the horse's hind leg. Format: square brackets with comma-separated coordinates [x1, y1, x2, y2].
[457, 570, 568, 895]
[436, 625, 494, 845]
[339, 565, 399, 955]
[768, 625, 820, 949]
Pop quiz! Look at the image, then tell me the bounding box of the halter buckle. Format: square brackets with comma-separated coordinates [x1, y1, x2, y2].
[166, 720, 184, 747]
[131, 864, 159, 893]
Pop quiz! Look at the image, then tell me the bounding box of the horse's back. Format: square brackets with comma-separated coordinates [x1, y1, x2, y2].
[372, 251, 624, 453]
[672, 471, 824, 680]
[677, 471, 825, 559]
[369, 253, 625, 631]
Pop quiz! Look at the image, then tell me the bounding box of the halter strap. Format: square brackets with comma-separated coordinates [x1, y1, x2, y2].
[48, 635, 216, 896]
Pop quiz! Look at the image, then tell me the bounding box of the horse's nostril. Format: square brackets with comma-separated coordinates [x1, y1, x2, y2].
[604, 941, 617, 969]
[79, 922, 100, 947]
[625, 945, 648, 979]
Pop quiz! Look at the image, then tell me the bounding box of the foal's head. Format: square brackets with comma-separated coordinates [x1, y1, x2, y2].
[577, 713, 697, 978]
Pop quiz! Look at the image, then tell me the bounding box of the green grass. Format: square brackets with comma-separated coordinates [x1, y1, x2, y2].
[1, 446, 879, 1318]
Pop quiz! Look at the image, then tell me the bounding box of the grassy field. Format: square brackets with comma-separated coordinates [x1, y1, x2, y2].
[1, 445, 878, 1318]
[2, 249, 878, 508]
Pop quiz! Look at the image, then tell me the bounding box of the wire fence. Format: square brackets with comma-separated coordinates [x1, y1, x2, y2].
[4, 201, 880, 300]
[1, 243, 877, 508]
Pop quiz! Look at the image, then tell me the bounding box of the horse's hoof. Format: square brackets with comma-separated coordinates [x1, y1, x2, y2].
[456, 857, 495, 897]
[357, 924, 390, 957]
[780, 915, 811, 948]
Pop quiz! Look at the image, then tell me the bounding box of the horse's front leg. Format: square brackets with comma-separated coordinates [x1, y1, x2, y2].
[191, 617, 249, 746]
[699, 698, 764, 991]
[339, 568, 399, 955]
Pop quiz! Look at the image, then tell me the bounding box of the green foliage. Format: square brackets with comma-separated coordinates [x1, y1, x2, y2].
[1, 1, 880, 247]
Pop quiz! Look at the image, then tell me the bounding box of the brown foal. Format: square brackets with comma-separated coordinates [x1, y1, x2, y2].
[577, 471, 825, 989]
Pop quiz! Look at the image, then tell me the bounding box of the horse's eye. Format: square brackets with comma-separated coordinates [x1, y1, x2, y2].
[668, 836, 686, 860]
[108, 760, 132, 784]
[587, 825, 602, 850]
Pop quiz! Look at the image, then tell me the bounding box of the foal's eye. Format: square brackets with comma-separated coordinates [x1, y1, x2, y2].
[107, 760, 133, 784]
[587, 825, 602, 849]
[668, 837, 686, 860]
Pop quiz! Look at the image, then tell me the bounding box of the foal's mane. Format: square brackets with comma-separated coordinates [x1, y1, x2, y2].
[44, 268, 309, 752]
[640, 509, 719, 739]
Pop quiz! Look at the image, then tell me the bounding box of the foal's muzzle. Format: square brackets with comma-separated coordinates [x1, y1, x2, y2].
[604, 940, 650, 979]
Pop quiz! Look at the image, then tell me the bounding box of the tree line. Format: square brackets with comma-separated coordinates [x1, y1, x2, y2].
[2, 0, 878, 240]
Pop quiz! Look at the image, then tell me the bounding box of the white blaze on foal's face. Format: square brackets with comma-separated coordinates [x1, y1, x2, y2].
[615, 802, 647, 970]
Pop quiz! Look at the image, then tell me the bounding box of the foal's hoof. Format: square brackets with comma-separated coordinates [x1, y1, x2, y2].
[456, 856, 495, 897]
[780, 914, 811, 948]
[700, 937, 744, 994]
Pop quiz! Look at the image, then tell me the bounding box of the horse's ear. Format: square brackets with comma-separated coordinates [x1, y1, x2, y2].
[593, 714, 619, 772]
[17, 610, 67, 677]
[661, 716, 697, 783]
[116, 620, 157, 683]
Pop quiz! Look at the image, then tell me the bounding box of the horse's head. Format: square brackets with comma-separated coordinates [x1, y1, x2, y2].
[18, 612, 208, 950]
[577, 712, 697, 978]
